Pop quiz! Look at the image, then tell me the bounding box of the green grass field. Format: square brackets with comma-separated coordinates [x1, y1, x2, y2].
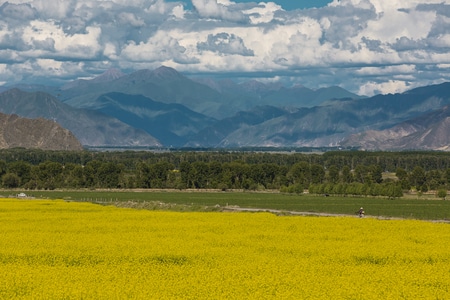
[3, 189, 449, 221]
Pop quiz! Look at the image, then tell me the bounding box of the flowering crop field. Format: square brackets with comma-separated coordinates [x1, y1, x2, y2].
[1, 198, 449, 299]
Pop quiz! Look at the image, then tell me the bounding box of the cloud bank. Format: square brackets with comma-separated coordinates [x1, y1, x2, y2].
[0, 0, 449, 95]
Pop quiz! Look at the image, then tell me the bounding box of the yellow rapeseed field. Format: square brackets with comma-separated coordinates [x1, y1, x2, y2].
[0, 197, 449, 299]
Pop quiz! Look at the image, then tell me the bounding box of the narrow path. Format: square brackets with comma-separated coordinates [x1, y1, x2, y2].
[222, 206, 450, 223]
[223, 206, 389, 218]
[97, 200, 450, 223]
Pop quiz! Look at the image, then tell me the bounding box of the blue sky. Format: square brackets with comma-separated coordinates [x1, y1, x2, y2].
[0, 0, 449, 96]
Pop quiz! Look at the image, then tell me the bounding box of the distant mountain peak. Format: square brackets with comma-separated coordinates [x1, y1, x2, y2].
[92, 68, 126, 83]
[61, 68, 126, 90]
[152, 66, 182, 79]
[128, 66, 183, 82]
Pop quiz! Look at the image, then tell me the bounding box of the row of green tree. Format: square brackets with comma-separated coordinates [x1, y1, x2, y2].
[2, 150, 450, 198]
[2, 148, 450, 171]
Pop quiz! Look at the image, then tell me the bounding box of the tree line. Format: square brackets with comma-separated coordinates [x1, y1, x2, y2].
[1, 149, 450, 198]
[3, 148, 450, 171]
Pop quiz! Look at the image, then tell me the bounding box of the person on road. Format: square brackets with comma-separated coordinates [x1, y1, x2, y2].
[357, 207, 365, 218]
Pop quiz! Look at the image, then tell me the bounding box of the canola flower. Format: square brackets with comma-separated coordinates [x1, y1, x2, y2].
[0, 197, 449, 299]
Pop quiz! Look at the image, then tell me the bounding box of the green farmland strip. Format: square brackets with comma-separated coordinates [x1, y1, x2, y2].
[5, 190, 450, 221]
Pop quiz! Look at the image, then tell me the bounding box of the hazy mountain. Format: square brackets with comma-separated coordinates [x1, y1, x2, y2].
[185, 105, 289, 147]
[0, 89, 161, 147]
[88, 92, 216, 147]
[3, 66, 362, 121]
[60, 66, 234, 118]
[214, 105, 358, 147]
[0, 112, 83, 150]
[256, 85, 362, 108]
[198, 82, 450, 148]
[58, 66, 362, 119]
[62, 68, 126, 90]
[0, 83, 60, 95]
[341, 105, 450, 151]
[3, 67, 450, 151]
[194, 78, 362, 108]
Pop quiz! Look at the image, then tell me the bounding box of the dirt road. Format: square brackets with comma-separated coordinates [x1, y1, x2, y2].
[222, 206, 450, 223]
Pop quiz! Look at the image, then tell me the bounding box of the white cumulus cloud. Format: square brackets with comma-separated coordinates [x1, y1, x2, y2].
[0, 0, 449, 95]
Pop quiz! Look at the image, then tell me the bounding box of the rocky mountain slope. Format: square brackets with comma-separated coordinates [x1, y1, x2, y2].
[341, 105, 450, 151]
[0, 112, 83, 150]
[0, 89, 161, 147]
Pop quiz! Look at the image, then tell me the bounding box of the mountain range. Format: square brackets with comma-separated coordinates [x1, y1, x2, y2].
[341, 105, 450, 151]
[1, 66, 450, 151]
[0, 89, 160, 147]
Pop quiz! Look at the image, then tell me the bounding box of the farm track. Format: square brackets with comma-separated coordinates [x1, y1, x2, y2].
[92, 199, 450, 223]
[221, 206, 450, 223]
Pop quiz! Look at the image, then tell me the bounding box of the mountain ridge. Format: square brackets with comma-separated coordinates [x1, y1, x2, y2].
[0, 112, 83, 150]
[0, 89, 161, 147]
[187, 82, 450, 148]
[341, 105, 450, 151]
[2, 66, 450, 151]
[92, 92, 217, 147]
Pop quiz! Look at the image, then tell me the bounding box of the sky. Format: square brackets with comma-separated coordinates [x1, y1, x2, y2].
[0, 0, 449, 96]
[166, 0, 333, 10]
